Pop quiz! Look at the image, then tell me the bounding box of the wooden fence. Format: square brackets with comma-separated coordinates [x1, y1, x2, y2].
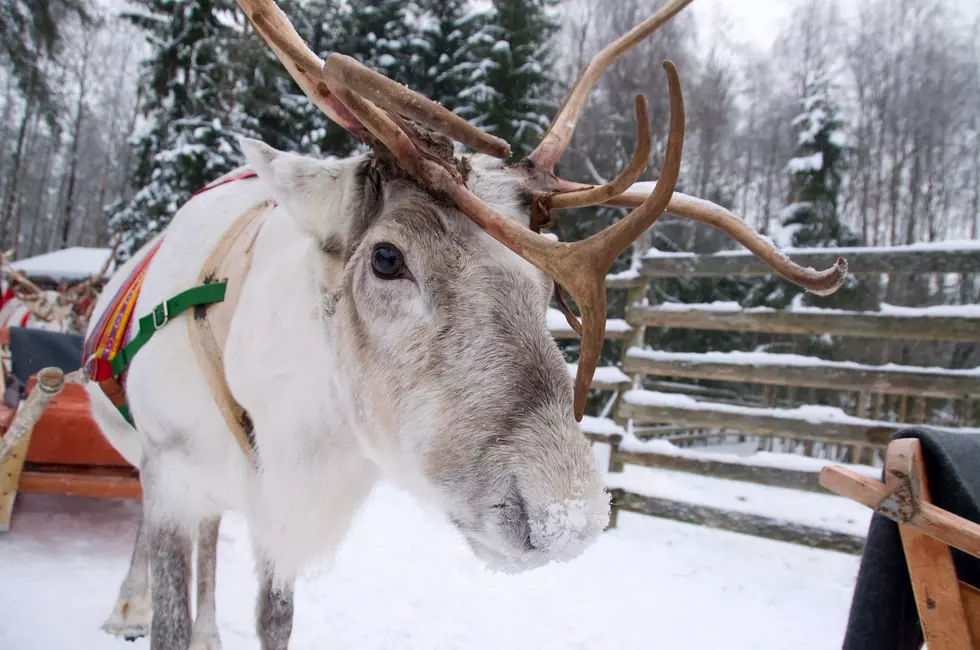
[550, 243, 980, 553]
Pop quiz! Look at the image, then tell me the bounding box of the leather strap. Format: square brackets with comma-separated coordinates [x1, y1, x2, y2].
[108, 283, 228, 378]
[188, 199, 276, 461]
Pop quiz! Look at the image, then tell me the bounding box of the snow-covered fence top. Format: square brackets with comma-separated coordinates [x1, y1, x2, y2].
[617, 389, 980, 449]
[635, 240, 980, 280]
[624, 348, 980, 399]
[629, 300, 980, 342]
[546, 307, 633, 340]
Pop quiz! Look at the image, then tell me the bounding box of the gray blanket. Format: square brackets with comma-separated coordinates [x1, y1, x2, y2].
[842, 427, 980, 649]
[4, 327, 84, 406]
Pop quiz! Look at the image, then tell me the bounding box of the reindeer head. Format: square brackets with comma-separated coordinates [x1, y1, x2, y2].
[237, 0, 848, 572]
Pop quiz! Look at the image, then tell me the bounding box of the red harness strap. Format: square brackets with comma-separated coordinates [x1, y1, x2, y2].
[190, 171, 258, 199]
[83, 171, 259, 425]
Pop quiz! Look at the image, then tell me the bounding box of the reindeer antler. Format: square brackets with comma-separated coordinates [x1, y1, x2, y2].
[0, 251, 45, 300]
[234, 0, 849, 420]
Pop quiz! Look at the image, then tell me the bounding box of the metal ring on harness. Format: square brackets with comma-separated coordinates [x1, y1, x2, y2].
[152, 301, 169, 330]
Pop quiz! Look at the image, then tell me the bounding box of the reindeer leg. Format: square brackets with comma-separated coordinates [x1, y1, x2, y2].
[149, 519, 194, 649]
[102, 514, 153, 641]
[256, 560, 294, 650]
[189, 515, 222, 650]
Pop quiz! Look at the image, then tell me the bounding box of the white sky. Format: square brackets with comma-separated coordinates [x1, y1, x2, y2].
[689, 0, 979, 52]
[690, 0, 791, 50]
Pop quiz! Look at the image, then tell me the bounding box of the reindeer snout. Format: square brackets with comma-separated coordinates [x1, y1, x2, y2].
[527, 496, 610, 560]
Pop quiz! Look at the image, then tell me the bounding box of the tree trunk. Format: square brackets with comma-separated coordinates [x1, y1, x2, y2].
[25, 140, 57, 257]
[0, 71, 38, 249]
[59, 28, 98, 248]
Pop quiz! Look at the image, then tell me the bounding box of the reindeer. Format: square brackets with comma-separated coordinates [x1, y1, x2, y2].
[0, 244, 117, 334]
[80, 0, 847, 648]
[0, 257, 76, 332]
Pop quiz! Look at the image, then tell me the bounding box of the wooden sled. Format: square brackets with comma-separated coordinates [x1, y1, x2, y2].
[0, 328, 140, 532]
[821, 438, 980, 649]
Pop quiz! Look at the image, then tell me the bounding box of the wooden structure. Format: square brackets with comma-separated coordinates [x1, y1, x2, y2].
[549, 243, 980, 551]
[0, 328, 139, 532]
[822, 439, 980, 649]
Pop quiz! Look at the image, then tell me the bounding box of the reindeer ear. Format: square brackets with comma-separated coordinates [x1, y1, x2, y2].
[239, 138, 353, 250]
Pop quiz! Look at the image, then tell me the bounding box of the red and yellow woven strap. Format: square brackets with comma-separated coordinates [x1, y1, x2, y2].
[83, 239, 164, 382]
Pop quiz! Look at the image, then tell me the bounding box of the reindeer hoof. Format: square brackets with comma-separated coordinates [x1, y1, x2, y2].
[101, 598, 152, 641]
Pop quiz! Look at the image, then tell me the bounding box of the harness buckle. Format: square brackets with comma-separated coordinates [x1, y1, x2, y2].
[152, 301, 169, 330]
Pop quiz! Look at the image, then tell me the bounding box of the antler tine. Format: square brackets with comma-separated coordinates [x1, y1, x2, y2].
[530, 0, 693, 170]
[439, 62, 685, 420]
[237, 0, 509, 160]
[236, 0, 367, 140]
[324, 55, 510, 159]
[0, 255, 44, 298]
[597, 187, 849, 295]
[549, 95, 652, 210]
[578, 62, 683, 268]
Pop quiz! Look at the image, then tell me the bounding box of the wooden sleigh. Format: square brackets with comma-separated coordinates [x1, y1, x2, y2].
[822, 438, 980, 649]
[0, 327, 140, 532]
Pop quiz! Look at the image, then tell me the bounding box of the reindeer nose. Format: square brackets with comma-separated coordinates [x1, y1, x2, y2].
[497, 486, 535, 552]
[527, 497, 609, 560]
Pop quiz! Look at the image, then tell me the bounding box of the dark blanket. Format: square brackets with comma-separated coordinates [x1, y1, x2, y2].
[842, 427, 980, 649]
[4, 327, 84, 406]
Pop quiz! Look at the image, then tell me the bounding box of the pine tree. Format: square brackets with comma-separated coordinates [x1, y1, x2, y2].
[0, 0, 88, 109]
[743, 75, 876, 357]
[469, 0, 559, 157]
[291, 0, 352, 157]
[339, 0, 410, 83]
[109, 0, 246, 255]
[410, 0, 494, 120]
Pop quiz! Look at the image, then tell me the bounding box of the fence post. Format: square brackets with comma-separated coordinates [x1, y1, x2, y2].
[607, 488, 623, 530]
[614, 283, 649, 427]
[608, 434, 624, 473]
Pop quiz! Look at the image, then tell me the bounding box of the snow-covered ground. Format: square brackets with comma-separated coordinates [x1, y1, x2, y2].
[1, 475, 861, 650]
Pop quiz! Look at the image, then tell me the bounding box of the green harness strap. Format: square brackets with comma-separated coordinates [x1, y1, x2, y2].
[109, 282, 228, 379]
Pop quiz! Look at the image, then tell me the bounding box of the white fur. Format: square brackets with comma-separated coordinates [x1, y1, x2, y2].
[86, 141, 609, 635]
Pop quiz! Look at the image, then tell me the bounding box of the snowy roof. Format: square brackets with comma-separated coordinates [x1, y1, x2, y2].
[9, 247, 115, 282]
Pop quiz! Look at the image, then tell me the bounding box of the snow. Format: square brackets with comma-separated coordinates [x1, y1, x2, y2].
[787, 152, 824, 174]
[0, 485, 861, 650]
[788, 293, 980, 318]
[10, 247, 115, 282]
[547, 308, 632, 335]
[642, 238, 980, 259]
[623, 388, 980, 434]
[605, 267, 641, 281]
[606, 464, 871, 537]
[641, 299, 980, 319]
[651, 300, 774, 313]
[641, 247, 695, 259]
[829, 130, 849, 148]
[626, 347, 980, 377]
[618, 435, 881, 480]
[580, 415, 626, 436]
[878, 302, 980, 318]
[567, 363, 631, 386]
[772, 221, 804, 248]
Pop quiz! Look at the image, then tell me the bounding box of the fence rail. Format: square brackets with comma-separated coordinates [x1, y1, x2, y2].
[580, 243, 980, 551]
[629, 304, 980, 342]
[639, 246, 980, 278]
[617, 392, 902, 447]
[623, 349, 980, 398]
[608, 488, 866, 553]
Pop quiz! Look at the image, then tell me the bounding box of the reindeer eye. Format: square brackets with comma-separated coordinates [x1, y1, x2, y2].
[371, 243, 405, 279]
